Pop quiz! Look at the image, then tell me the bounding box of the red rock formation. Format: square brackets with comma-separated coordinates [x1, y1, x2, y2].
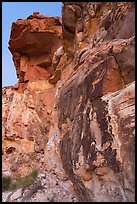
[2, 3, 135, 202]
[9, 12, 62, 92]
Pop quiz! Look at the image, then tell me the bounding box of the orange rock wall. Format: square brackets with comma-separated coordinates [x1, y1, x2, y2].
[2, 3, 135, 202]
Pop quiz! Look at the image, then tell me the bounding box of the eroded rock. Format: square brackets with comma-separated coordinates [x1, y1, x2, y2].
[2, 2, 135, 202]
[8, 12, 62, 92]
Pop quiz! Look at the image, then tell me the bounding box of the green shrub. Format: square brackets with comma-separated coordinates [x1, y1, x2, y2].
[46, 25, 55, 32]
[30, 169, 38, 179]
[9, 181, 17, 191]
[49, 27, 55, 32]
[15, 175, 35, 189]
[2, 169, 38, 192]
[2, 176, 12, 192]
[11, 169, 38, 190]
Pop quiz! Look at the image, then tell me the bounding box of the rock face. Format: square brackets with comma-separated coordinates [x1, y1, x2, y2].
[9, 12, 62, 92]
[2, 172, 78, 202]
[2, 3, 135, 202]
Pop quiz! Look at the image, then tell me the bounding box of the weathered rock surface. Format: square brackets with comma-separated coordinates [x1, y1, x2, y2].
[2, 2, 135, 202]
[2, 172, 78, 202]
[9, 12, 62, 92]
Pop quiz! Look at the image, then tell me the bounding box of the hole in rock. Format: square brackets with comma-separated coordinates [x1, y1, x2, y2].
[6, 147, 16, 154]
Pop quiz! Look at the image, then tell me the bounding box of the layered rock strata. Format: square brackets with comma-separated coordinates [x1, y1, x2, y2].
[2, 2, 135, 202]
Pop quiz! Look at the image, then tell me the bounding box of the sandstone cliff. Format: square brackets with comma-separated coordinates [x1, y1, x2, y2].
[2, 3, 135, 202]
